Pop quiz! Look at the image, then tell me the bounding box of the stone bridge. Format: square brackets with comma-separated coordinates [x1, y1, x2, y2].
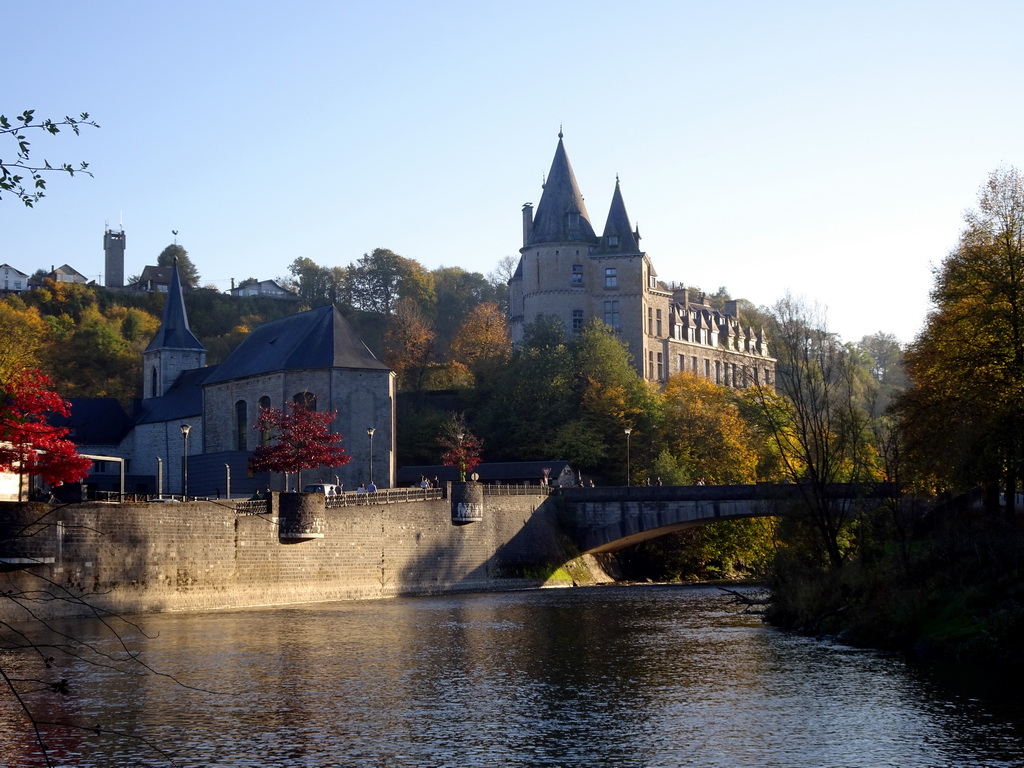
[558, 483, 895, 553]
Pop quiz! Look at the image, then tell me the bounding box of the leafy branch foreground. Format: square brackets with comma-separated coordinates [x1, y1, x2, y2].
[1, 110, 99, 206]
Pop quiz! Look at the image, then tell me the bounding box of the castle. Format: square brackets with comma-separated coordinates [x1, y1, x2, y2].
[509, 133, 775, 388]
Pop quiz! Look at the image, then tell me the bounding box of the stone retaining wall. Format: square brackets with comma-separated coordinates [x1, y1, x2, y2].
[0, 492, 607, 621]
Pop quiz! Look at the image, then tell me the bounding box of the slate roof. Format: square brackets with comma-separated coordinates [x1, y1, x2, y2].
[528, 132, 598, 246]
[134, 366, 215, 424]
[144, 261, 204, 352]
[52, 398, 134, 445]
[203, 304, 389, 385]
[598, 178, 641, 253]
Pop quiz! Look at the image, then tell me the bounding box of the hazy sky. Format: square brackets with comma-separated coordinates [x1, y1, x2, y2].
[5, 1, 1023, 344]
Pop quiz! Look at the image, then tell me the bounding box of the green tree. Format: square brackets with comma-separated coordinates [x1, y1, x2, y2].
[899, 166, 1024, 516]
[350, 248, 434, 315]
[1, 109, 98, 206]
[286, 257, 348, 308]
[158, 243, 200, 289]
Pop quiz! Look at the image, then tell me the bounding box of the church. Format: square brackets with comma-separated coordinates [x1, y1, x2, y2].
[62, 262, 395, 498]
[509, 133, 776, 388]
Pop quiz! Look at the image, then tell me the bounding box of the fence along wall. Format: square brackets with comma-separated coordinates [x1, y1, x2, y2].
[0, 492, 594, 621]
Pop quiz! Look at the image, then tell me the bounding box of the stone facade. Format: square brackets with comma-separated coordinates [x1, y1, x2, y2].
[509, 134, 775, 388]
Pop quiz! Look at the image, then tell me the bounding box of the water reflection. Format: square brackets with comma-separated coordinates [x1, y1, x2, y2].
[2, 585, 1022, 767]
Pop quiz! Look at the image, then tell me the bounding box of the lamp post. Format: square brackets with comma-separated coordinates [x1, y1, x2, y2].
[624, 427, 632, 487]
[366, 427, 375, 485]
[180, 424, 192, 499]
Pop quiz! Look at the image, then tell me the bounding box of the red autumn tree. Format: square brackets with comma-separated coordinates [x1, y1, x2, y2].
[438, 413, 482, 481]
[248, 401, 351, 488]
[0, 368, 92, 498]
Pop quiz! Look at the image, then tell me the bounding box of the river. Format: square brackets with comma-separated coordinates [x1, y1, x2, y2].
[1, 584, 1022, 767]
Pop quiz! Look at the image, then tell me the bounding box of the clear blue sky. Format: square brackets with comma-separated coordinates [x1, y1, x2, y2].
[5, 1, 1023, 344]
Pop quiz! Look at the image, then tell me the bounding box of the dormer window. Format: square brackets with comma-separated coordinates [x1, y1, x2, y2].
[608, 235, 619, 247]
[567, 212, 580, 232]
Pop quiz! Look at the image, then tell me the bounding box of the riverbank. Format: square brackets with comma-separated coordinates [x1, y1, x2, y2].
[764, 511, 1024, 673]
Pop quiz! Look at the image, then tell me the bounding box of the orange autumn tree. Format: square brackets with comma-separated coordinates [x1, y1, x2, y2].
[658, 372, 759, 485]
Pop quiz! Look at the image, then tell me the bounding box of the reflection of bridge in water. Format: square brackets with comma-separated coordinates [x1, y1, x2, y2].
[558, 483, 896, 553]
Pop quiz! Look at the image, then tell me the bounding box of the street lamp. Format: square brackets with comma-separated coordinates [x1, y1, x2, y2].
[367, 427, 375, 485]
[624, 427, 632, 487]
[180, 424, 192, 498]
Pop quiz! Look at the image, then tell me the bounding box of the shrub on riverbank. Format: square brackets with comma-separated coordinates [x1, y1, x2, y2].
[765, 510, 1024, 670]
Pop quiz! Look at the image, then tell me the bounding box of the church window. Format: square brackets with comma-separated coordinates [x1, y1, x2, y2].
[603, 301, 621, 331]
[604, 268, 617, 289]
[572, 264, 583, 286]
[235, 400, 248, 451]
[150, 366, 158, 398]
[572, 309, 584, 331]
[259, 396, 272, 445]
[293, 391, 316, 411]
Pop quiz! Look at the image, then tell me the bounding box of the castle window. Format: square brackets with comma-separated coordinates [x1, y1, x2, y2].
[657, 352, 663, 380]
[656, 309, 662, 337]
[235, 400, 248, 451]
[715, 361, 721, 385]
[572, 264, 583, 286]
[572, 309, 584, 331]
[608, 235, 619, 247]
[678, 354, 684, 372]
[691, 356, 698, 372]
[648, 351, 654, 379]
[604, 268, 618, 289]
[647, 307, 653, 335]
[567, 213, 580, 232]
[603, 301, 621, 331]
[704, 359, 711, 378]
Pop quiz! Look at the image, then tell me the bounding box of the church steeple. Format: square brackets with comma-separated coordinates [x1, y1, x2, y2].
[525, 131, 598, 246]
[598, 176, 641, 253]
[143, 258, 206, 399]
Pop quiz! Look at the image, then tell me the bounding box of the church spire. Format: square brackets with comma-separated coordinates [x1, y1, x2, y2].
[599, 176, 641, 253]
[145, 258, 204, 353]
[526, 131, 598, 246]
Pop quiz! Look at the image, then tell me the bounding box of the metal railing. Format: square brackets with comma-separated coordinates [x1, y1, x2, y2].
[482, 484, 554, 497]
[326, 487, 443, 507]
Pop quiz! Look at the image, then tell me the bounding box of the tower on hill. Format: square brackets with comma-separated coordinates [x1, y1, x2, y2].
[104, 226, 126, 288]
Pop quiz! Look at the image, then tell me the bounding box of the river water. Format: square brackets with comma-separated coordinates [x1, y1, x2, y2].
[1, 584, 1022, 768]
